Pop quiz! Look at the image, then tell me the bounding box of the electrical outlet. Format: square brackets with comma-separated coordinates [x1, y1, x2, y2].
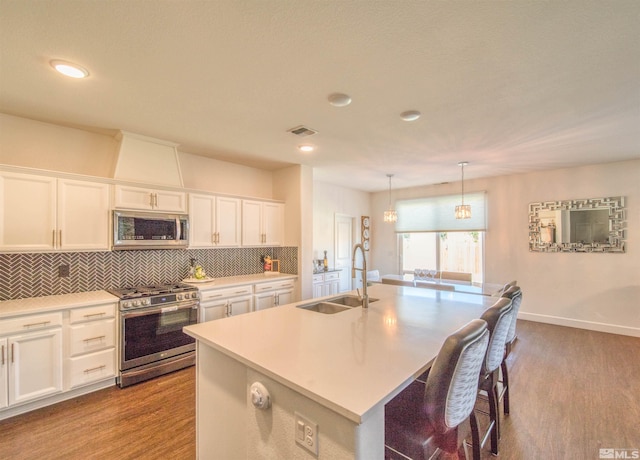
[294, 411, 318, 456]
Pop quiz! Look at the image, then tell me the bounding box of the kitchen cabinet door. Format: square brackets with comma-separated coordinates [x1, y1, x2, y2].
[262, 202, 284, 246]
[215, 196, 241, 246]
[114, 185, 186, 212]
[8, 328, 63, 406]
[57, 179, 110, 251]
[189, 193, 216, 247]
[190, 194, 241, 247]
[253, 291, 276, 311]
[228, 295, 253, 316]
[275, 289, 294, 306]
[0, 172, 57, 251]
[241, 200, 284, 246]
[200, 299, 230, 323]
[0, 338, 7, 409]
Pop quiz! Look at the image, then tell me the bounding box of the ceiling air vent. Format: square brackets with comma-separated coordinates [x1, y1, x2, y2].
[288, 125, 318, 137]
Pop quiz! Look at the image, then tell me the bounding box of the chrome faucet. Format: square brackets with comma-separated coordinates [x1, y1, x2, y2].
[351, 243, 369, 309]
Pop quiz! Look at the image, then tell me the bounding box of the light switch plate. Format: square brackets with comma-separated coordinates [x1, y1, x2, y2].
[294, 411, 318, 456]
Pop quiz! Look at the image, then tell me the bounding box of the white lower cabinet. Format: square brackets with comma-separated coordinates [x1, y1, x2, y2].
[253, 279, 296, 311]
[0, 299, 117, 419]
[312, 271, 341, 298]
[199, 285, 253, 322]
[0, 338, 7, 409]
[0, 312, 64, 409]
[66, 303, 116, 389]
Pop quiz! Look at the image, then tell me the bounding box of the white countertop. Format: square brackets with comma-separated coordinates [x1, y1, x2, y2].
[184, 283, 498, 424]
[0, 290, 119, 318]
[183, 272, 297, 290]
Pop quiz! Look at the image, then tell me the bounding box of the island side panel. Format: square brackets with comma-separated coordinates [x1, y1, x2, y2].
[245, 369, 366, 459]
[196, 342, 247, 460]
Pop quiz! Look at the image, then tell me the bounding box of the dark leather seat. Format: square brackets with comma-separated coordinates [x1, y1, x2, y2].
[385, 318, 490, 460]
[476, 297, 514, 455]
[499, 285, 523, 414]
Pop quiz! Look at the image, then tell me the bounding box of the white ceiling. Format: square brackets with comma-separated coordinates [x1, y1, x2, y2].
[1, 0, 639, 192]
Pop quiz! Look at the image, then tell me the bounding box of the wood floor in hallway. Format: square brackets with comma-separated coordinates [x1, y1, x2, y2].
[1, 320, 639, 460]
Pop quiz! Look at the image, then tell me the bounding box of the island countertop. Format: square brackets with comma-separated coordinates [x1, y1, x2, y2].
[184, 283, 498, 424]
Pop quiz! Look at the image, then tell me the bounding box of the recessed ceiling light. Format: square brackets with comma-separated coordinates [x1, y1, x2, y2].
[50, 60, 89, 79]
[298, 144, 315, 153]
[400, 110, 421, 121]
[328, 93, 352, 107]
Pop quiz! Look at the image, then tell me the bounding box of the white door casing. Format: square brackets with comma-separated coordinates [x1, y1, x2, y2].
[334, 214, 353, 293]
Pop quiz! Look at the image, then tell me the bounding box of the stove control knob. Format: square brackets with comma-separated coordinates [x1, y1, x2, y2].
[191, 292, 198, 299]
[133, 300, 140, 307]
[144, 298, 151, 306]
[177, 293, 183, 301]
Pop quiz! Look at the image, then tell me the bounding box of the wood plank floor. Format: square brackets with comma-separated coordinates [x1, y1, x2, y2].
[1, 320, 639, 459]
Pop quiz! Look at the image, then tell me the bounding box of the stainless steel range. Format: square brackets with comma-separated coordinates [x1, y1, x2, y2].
[109, 283, 199, 387]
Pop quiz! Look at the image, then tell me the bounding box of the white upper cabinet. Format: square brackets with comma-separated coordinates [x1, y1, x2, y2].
[0, 172, 110, 252]
[114, 184, 186, 213]
[189, 194, 241, 247]
[241, 200, 284, 246]
[57, 179, 111, 251]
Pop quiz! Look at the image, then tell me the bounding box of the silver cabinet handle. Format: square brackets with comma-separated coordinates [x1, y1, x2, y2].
[149, 193, 154, 208]
[59, 229, 62, 247]
[84, 312, 106, 318]
[84, 365, 106, 374]
[83, 335, 106, 343]
[23, 320, 51, 328]
[52, 229, 56, 247]
[154, 193, 159, 207]
[1, 344, 4, 366]
[11, 343, 14, 363]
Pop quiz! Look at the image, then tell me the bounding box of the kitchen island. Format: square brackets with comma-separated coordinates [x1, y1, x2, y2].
[184, 283, 498, 459]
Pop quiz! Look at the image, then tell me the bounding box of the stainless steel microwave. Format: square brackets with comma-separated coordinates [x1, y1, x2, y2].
[113, 210, 189, 250]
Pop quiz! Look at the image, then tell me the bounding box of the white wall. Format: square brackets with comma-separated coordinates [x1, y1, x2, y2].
[0, 113, 117, 177]
[312, 181, 370, 266]
[0, 113, 275, 199]
[370, 159, 640, 337]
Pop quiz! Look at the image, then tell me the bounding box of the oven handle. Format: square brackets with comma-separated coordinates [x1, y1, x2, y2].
[121, 301, 199, 319]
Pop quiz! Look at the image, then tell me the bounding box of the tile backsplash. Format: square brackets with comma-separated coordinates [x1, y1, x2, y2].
[0, 246, 298, 300]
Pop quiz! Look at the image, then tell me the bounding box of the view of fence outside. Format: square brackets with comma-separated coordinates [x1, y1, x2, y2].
[400, 232, 484, 283]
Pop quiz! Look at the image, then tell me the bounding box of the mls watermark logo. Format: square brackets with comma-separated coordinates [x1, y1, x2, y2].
[600, 448, 640, 459]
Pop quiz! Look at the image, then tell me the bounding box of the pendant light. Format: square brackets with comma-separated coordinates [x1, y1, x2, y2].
[383, 174, 398, 223]
[455, 162, 471, 219]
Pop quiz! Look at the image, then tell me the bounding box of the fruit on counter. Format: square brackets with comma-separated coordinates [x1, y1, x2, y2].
[194, 265, 206, 280]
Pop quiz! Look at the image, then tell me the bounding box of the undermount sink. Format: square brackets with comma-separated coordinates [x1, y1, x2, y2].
[297, 295, 380, 314]
[299, 302, 351, 314]
[326, 295, 379, 307]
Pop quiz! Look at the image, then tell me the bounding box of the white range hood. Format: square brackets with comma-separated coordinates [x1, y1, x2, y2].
[114, 131, 184, 187]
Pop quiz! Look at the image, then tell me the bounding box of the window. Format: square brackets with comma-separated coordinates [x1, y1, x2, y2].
[395, 192, 487, 283]
[399, 231, 484, 283]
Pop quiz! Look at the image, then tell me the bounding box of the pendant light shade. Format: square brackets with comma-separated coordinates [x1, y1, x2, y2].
[384, 174, 398, 223]
[455, 162, 471, 219]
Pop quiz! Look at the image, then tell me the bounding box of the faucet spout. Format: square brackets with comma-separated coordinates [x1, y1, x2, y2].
[351, 243, 369, 309]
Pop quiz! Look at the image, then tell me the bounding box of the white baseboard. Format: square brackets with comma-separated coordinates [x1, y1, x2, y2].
[518, 312, 640, 338]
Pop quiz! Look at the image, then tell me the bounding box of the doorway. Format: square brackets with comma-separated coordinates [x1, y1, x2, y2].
[334, 214, 353, 292]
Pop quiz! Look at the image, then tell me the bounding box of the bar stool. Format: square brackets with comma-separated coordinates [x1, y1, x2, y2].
[476, 297, 514, 456]
[500, 285, 523, 415]
[385, 319, 490, 460]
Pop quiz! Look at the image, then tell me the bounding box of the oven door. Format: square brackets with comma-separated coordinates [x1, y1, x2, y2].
[120, 300, 198, 371]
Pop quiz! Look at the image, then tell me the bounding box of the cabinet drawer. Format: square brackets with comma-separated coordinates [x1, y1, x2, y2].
[68, 319, 116, 356]
[312, 274, 324, 283]
[68, 348, 115, 389]
[200, 285, 253, 301]
[254, 279, 296, 293]
[325, 272, 340, 281]
[69, 303, 116, 324]
[0, 312, 63, 335]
